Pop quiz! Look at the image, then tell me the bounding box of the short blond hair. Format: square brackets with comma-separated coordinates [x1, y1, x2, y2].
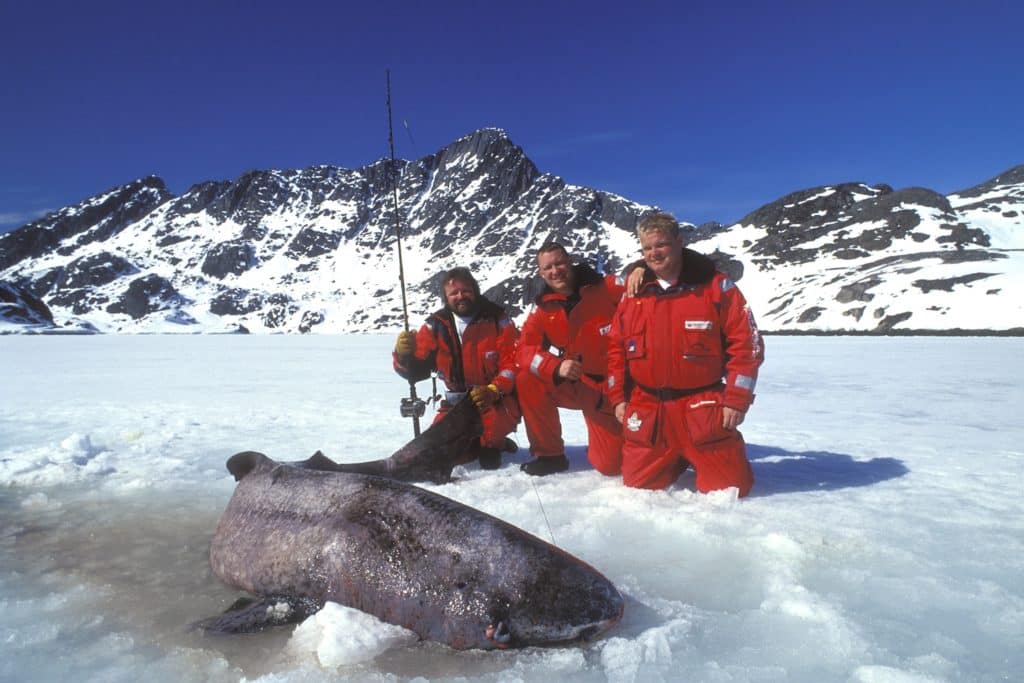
[636, 211, 680, 240]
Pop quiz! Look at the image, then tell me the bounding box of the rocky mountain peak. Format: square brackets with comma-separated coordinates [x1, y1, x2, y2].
[952, 164, 1024, 198]
[0, 176, 171, 271]
[0, 130, 1021, 335]
[739, 182, 892, 232]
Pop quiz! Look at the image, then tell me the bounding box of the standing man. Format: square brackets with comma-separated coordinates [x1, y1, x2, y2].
[517, 242, 626, 476]
[394, 267, 520, 469]
[607, 213, 764, 496]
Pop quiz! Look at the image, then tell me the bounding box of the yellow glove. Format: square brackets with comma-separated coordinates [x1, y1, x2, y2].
[470, 384, 501, 411]
[394, 330, 416, 357]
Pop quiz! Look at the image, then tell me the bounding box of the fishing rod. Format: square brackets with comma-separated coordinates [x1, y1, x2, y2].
[386, 69, 425, 436]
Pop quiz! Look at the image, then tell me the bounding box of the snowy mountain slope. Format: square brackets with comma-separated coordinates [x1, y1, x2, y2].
[690, 174, 1024, 332]
[948, 164, 1024, 249]
[0, 128, 1021, 334]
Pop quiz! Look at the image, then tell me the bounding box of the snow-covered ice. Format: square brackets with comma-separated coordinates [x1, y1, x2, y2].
[1, 334, 1021, 682]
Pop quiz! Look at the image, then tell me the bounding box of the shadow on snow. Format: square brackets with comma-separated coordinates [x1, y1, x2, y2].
[559, 444, 909, 497]
[745, 444, 909, 496]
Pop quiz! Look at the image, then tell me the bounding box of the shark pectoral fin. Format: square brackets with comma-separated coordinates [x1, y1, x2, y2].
[189, 595, 323, 634]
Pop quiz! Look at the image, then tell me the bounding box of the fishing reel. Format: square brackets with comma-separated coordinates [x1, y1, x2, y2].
[400, 396, 427, 419]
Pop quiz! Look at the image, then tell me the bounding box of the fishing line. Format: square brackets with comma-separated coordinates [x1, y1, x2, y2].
[402, 119, 418, 157]
[529, 478, 557, 546]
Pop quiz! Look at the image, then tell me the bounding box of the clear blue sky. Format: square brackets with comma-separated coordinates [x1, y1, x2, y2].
[2, 0, 1021, 232]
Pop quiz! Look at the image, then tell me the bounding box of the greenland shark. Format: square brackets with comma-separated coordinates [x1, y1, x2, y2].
[195, 450, 625, 649]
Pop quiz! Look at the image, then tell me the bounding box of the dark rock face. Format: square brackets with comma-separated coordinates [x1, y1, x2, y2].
[421, 128, 540, 221]
[165, 181, 233, 220]
[739, 182, 892, 231]
[261, 294, 297, 329]
[397, 129, 543, 258]
[876, 312, 914, 331]
[798, 307, 825, 323]
[912, 273, 995, 294]
[708, 250, 744, 282]
[204, 171, 290, 226]
[950, 164, 1024, 199]
[156, 233, 191, 248]
[836, 278, 881, 304]
[936, 224, 990, 248]
[27, 267, 65, 298]
[298, 310, 324, 333]
[0, 282, 55, 327]
[58, 253, 137, 290]
[49, 287, 111, 315]
[209, 288, 264, 316]
[853, 187, 952, 218]
[736, 183, 996, 270]
[106, 274, 189, 320]
[202, 241, 257, 279]
[287, 227, 344, 259]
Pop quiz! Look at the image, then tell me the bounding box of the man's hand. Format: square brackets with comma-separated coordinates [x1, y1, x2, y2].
[614, 402, 626, 423]
[470, 384, 501, 411]
[394, 331, 416, 357]
[557, 359, 583, 382]
[625, 265, 645, 297]
[722, 406, 745, 430]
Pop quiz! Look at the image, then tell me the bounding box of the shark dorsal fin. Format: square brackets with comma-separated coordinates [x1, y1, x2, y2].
[299, 450, 341, 472]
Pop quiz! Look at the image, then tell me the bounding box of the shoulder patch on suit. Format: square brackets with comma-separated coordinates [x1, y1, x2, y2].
[720, 278, 736, 292]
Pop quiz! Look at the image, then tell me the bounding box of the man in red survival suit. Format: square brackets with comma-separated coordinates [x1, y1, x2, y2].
[393, 267, 520, 469]
[607, 212, 764, 496]
[517, 242, 626, 476]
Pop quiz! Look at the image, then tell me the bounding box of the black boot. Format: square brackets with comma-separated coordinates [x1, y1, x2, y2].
[520, 454, 568, 476]
[478, 447, 502, 470]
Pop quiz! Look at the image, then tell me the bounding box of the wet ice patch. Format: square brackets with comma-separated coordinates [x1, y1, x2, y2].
[20, 491, 62, 510]
[56, 433, 103, 463]
[0, 583, 108, 651]
[499, 647, 588, 679]
[850, 664, 946, 682]
[286, 602, 417, 668]
[0, 433, 114, 486]
[600, 617, 693, 683]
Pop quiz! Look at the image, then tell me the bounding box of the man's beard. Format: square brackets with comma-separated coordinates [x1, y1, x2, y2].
[450, 299, 478, 317]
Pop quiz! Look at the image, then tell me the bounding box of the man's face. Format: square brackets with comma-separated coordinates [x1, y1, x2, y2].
[537, 249, 575, 295]
[639, 229, 684, 280]
[444, 277, 478, 316]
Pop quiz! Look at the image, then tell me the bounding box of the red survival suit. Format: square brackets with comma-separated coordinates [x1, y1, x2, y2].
[517, 264, 625, 474]
[393, 298, 520, 461]
[606, 249, 764, 495]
